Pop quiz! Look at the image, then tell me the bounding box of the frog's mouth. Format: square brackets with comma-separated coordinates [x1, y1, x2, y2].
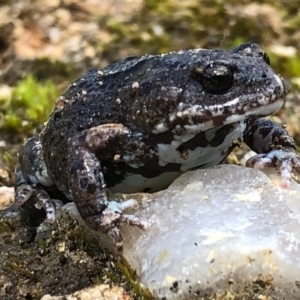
[213, 73, 286, 126]
[223, 97, 284, 124]
[161, 73, 286, 134]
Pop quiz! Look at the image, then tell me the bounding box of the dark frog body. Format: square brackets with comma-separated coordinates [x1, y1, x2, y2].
[15, 43, 300, 250]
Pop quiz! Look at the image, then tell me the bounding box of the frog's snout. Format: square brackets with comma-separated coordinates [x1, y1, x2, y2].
[274, 74, 287, 97]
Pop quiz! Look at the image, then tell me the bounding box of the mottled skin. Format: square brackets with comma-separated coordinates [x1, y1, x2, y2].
[15, 43, 300, 250]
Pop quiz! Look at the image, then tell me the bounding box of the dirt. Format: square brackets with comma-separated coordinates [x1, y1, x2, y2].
[0, 204, 139, 300]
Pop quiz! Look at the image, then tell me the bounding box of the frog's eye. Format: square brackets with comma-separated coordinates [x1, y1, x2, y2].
[194, 64, 233, 95]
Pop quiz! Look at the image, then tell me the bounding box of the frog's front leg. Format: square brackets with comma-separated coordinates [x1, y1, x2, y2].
[67, 124, 148, 251]
[244, 119, 300, 187]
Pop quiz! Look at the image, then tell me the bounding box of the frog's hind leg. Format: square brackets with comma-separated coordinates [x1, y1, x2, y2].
[15, 168, 62, 223]
[67, 123, 148, 251]
[15, 134, 62, 223]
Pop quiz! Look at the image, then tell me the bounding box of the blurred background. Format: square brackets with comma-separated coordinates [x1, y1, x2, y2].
[0, 0, 300, 187]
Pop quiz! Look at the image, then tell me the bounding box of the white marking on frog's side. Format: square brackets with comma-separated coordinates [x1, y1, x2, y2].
[183, 120, 214, 133]
[109, 172, 181, 194]
[156, 141, 182, 167]
[210, 105, 225, 116]
[222, 114, 246, 126]
[152, 123, 169, 134]
[157, 121, 246, 168]
[112, 122, 247, 194]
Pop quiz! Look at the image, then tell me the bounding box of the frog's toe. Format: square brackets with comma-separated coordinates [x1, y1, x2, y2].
[246, 149, 300, 187]
[120, 213, 149, 229]
[16, 184, 33, 205]
[102, 199, 148, 229]
[32, 189, 58, 223]
[114, 199, 149, 228]
[16, 184, 59, 223]
[117, 199, 139, 211]
[98, 200, 148, 250]
[106, 213, 148, 251]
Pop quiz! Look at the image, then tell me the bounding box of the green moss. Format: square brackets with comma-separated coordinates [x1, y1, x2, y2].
[116, 256, 153, 299]
[6, 260, 37, 280]
[55, 214, 153, 298]
[0, 219, 11, 234]
[0, 75, 58, 135]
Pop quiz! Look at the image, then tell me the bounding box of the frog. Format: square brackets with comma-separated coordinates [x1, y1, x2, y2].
[15, 43, 300, 251]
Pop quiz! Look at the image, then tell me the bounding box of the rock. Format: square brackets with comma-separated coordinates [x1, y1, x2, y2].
[0, 186, 14, 210]
[40, 284, 131, 300]
[54, 165, 300, 299]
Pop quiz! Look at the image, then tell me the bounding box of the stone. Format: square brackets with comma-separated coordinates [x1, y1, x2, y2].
[40, 284, 131, 300]
[55, 165, 300, 299]
[0, 186, 15, 210]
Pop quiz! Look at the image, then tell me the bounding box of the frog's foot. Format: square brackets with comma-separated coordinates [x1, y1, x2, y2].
[16, 184, 62, 223]
[92, 199, 149, 251]
[246, 149, 300, 188]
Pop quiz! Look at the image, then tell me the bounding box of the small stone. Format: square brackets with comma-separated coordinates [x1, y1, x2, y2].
[40, 284, 130, 300]
[0, 186, 14, 210]
[57, 165, 300, 299]
[0, 85, 12, 100]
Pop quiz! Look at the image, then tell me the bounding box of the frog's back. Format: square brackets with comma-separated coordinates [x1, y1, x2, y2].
[40, 52, 198, 192]
[40, 45, 285, 196]
[41, 48, 230, 139]
[40, 50, 207, 163]
[42, 49, 227, 194]
[42, 46, 282, 155]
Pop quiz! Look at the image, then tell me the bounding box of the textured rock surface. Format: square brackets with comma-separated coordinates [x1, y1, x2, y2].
[58, 165, 300, 299]
[40, 284, 131, 300]
[0, 186, 14, 210]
